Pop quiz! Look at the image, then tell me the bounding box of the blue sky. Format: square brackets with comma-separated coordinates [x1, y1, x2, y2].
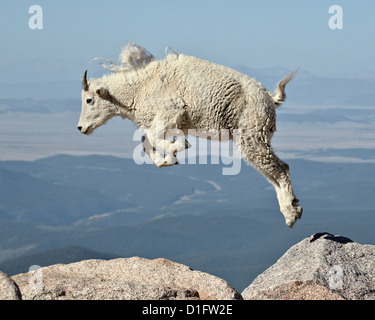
[1, 0, 375, 83]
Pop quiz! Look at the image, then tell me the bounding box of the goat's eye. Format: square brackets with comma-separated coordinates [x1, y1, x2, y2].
[86, 98, 93, 104]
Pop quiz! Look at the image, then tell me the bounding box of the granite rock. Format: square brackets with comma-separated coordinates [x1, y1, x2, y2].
[0, 270, 21, 300]
[12, 257, 242, 300]
[242, 233, 375, 300]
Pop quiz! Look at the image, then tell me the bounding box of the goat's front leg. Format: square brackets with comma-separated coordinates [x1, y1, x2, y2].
[142, 125, 191, 168]
[141, 134, 178, 167]
[155, 135, 191, 155]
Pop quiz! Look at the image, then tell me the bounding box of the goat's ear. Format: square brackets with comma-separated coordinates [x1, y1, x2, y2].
[96, 87, 110, 98]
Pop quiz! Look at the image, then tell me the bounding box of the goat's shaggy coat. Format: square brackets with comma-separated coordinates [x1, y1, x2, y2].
[78, 43, 302, 227]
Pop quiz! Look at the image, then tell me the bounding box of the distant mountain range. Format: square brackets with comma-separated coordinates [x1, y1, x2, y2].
[1, 154, 375, 291]
[2, 154, 375, 227]
[0, 154, 274, 226]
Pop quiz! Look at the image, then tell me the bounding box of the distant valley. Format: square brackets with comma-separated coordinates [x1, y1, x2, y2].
[0, 154, 375, 291]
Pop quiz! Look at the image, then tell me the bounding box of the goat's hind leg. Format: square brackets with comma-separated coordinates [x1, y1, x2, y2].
[240, 134, 302, 228]
[274, 161, 303, 228]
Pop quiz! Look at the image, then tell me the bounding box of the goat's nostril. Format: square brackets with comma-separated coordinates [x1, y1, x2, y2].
[77, 126, 82, 132]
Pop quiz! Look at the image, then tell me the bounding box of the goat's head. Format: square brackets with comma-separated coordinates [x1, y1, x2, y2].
[77, 71, 118, 135]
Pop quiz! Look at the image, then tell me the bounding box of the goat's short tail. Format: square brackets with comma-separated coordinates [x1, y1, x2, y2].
[273, 68, 299, 107]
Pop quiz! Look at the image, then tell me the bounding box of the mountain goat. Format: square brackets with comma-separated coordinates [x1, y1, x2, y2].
[77, 42, 302, 228]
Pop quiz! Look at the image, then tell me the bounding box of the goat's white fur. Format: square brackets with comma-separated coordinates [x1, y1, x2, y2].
[78, 43, 302, 228]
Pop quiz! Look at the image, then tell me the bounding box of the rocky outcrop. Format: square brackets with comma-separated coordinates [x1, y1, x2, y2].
[0, 270, 21, 300]
[242, 233, 375, 300]
[11, 257, 242, 300]
[2, 233, 374, 300]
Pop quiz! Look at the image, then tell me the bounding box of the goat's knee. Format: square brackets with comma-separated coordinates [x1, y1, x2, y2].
[167, 136, 191, 154]
[142, 134, 182, 168]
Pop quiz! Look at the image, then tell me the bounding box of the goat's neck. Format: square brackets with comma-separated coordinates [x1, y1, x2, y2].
[102, 70, 141, 120]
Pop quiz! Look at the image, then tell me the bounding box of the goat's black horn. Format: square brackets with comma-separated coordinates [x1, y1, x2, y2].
[82, 70, 89, 91]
